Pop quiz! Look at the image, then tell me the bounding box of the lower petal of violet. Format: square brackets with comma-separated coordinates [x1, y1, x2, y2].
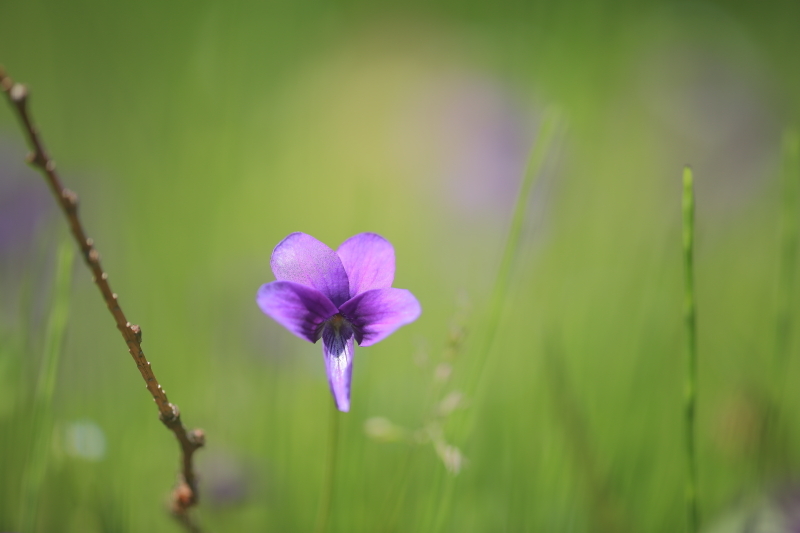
[321, 317, 356, 412]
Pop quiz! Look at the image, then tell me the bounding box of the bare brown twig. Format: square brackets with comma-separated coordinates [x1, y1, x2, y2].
[0, 67, 204, 526]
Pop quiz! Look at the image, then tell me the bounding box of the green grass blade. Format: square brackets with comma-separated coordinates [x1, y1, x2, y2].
[775, 128, 800, 371]
[468, 104, 563, 400]
[760, 128, 800, 478]
[682, 166, 699, 533]
[19, 239, 74, 532]
[426, 107, 563, 532]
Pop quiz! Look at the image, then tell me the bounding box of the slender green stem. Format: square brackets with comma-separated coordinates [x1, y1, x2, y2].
[682, 166, 699, 533]
[19, 240, 74, 532]
[314, 402, 341, 533]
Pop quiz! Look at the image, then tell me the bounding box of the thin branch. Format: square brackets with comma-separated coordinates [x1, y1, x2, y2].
[0, 67, 204, 523]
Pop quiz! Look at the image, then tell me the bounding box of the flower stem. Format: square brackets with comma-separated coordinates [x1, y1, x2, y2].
[682, 165, 699, 533]
[314, 402, 341, 533]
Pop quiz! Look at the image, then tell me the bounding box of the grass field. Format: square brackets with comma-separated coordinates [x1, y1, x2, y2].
[2, 1, 800, 531]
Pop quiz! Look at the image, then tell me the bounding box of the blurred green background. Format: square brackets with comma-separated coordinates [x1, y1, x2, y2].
[2, 0, 800, 531]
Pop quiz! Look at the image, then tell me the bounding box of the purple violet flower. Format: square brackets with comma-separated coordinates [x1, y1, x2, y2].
[256, 232, 421, 412]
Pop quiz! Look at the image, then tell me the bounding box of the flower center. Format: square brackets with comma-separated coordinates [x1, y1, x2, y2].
[329, 313, 346, 330]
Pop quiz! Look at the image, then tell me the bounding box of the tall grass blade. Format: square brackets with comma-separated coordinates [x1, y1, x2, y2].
[759, 128, 800, 478]
[468, 105, 562, 399]
[428, 107, 562, 532]
[775, 128, 800, 374]
[19, 239, 74, 532]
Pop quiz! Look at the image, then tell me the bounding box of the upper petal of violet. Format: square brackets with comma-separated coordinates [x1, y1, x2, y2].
[337, 233, 395, 298]
[256, 281, 339, 342]
[339, 288, 421, 347]
[270, 232, 351, 307]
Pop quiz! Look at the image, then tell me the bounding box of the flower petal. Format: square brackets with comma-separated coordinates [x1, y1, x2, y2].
[321, 320, 355, 412]
[337, 233, 395, 297]
[256, 281, 339, 342]
[270, 232, 351, 307]
[339, 288, 421, 347]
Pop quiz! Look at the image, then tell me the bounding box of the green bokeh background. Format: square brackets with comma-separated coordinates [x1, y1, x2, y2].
[2, 0, 800, 531]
